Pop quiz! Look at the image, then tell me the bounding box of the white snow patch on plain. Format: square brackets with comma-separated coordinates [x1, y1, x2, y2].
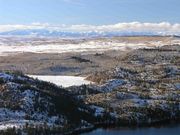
[28, 75, 92, 87]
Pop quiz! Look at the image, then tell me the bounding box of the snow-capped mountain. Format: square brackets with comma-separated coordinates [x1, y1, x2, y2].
[1, 22, 180, 37]
[0, 29, 161, 37]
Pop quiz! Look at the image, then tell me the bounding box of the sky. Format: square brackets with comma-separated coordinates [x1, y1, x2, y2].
[0, 0, 180, 25]
[0, 0, 180, 35]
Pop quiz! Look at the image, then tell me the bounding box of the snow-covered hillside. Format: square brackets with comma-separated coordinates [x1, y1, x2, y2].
[0, 72, 94, 134]
[0, 73, 65, 130]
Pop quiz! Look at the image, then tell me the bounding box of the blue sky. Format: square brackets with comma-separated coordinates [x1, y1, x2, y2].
[0, 0, 180, 25]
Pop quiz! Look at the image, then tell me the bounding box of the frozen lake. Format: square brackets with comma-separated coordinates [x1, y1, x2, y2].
[28, 75, 92, 87]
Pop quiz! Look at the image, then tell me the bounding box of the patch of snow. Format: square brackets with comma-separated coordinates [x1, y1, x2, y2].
[89, 105, 105, 117]
[0, 120, 61, 130]
[0, 108, 26, 121]
[116, 92, 138, 99]
[6, 82, 20, 91]
[21, 89, 37, 111]
[78, 107, 89, 113]
[131, 99, 148, 107]
[175, 83, 180, 90]
[99, 79, 125, 92]
[79, 120, 93, 129]
[0, 73, 13, 80]
[110, 112, 118, 118]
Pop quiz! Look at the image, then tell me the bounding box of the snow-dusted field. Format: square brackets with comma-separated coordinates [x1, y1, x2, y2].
[0, 36, 180, 56]
[0, 39, 175, 56]
[28, 75, 92, 87]
[0, 43, 141, 56]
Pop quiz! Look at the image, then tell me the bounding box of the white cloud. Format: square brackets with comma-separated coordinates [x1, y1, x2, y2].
[0, 22, 180, 35]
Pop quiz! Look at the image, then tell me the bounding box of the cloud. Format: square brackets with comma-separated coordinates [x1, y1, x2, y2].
[0, 22, 180, 35]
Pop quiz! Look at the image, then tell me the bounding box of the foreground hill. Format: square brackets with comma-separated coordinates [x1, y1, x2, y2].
[0, 44, 179, 134]
[0, 72, 95, 134]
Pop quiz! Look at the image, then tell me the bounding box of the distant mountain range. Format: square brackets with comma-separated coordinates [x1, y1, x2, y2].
[0, 29, 170, 37]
